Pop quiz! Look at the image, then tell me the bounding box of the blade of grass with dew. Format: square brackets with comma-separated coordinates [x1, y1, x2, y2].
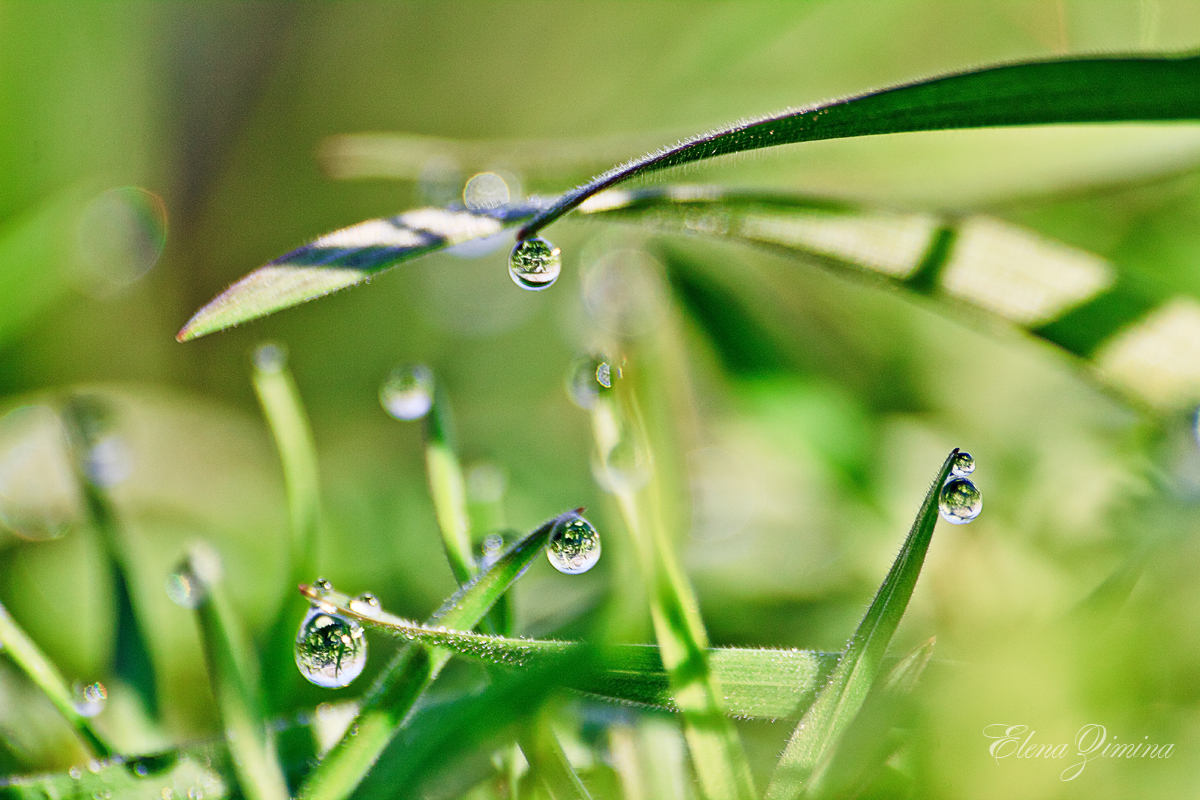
[518, 53, 1200, 239]
[180, 545, 289, 800]
[765, 451, 957, 800]
[296, 510, 580, 800]
[60, 394, 159, 721]
[176, 203, 545, 341]
[0, 600, 114, 759]
[590, 381, 757, 800]
[300, 595, 839, 720]
[250, 343, 324, 710]
[0, 744, 232, 800]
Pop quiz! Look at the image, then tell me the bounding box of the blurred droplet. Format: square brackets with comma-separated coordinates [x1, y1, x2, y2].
[509, 237, 561, 291]
[939, 477, 982, 524]
[348, 593, 382, 618]
[547, 516, 601, 575]
[595, 434, 651, 494]
[380, 364, 434, 420]
[417, 156, 464, 207]
[73, 681, 107, 718]
[478, 532, 507, 570]
[253, 342, 288, 373]
[76, 187, 167, 293]
[0, 406, 82, 540]
[312, 577, 333, 595]
[166, 543, 223, 609]
[295, 607, 367, 688]
[582, 248, 666, 336]
[466, 462, 506, 504]
[566, 355, 618, 410]
[463, 172, 511, 211]
[83, 435, 132, 488]
[950, 451, 975, 477]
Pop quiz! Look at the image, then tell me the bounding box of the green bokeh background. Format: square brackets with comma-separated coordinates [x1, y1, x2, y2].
[5, 3, 1200, 798]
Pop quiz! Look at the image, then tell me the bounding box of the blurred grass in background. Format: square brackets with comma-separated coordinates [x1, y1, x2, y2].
[4, 2, 1200, 798]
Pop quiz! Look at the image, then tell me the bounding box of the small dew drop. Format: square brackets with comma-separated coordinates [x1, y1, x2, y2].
[479, 532, 506, 570]
[508, 237, 561, 291]
[165, 543, 222, 609]
[73, 681, 107, 718]
[463, 172, 511, 211]
[253, 342, 288, 373]
[295, 607, 367, 688]
[83, 435, 131, 488]
[349, 593, 382, 619]
[69, 768, 82, 781]
[380, 364, 434, 421]
[566, 355, 619, 410]
[547, 516, 601, 575]
[313, 577, 333, 595]
[950, 451, 975, 477]
[165, 570, 202, 609]
[939, 477, 982, 525]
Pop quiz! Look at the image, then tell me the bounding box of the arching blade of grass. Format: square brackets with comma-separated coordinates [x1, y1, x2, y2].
[0, 600, 114, 759]
[765, 451, 957, 800]
[60, 395, 159, 721]
[589, 377, 757, 800]
[295, 592, 839, 720]
[296, 509, 581, 800]
[176, 204, 543, 342]
[518, 53, 1200, 239]
[420, 379, 476, 587]
[250, 344, 324, 711]
[178, 545, 289, 800]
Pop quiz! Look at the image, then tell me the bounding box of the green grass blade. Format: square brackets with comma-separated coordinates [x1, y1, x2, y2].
[296, 509, 580, 800]
[176, 204, 542, 341]
[179, 545, 290, 800]
[250, 343, 324, 710]
[0, 600, 114, 759]
[422, 381, 476, 586]
[287, 591, 839, 720]
[519, 715, 595, 800]
[60, 394, 159, 720]
[518, 53, 1200, 239]
[765, 451, 958, 800]
[590, 381, 757, 800]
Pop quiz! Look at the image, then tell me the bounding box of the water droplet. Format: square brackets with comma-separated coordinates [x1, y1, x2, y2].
[596, 434, 651, 494]
[253, 342, 288, 373]
[463, 172, 511, 211]
[83, 435, 131, 488]
[380, 364, 434, 420]
[478, 532, 506, 570]
[166, 543, 223, 609]
[0, 405, 83, 540]
[69, 768, 82, 781]
[547, 516, 601, 575]
[950, 451, 975, 477]
[349, 593, 382, 618]
[75, 187, 167, 294]
[566, 356, 619, 410]
[295, 607, 367, 688]
[73, 681, 107, 717]
[313, 577, 333, 595]
[508, 237, 561, 291]
[939, 477, 982, 525]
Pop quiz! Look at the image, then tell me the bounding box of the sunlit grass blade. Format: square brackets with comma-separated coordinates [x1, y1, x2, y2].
[60, 395, 159, 720]
[518, 712, 594, 800]
[291, 593, 839, 720]
[519, 53, 1200, 239]
[296, 509, 581, 800]
[176, 203, 543, 341]
[765, 451, 957, 800]
[0, 600, 114, 759]
[589, 376, 757, 800]
[250, 343, 324, 710]
[177, 544, 289, 800]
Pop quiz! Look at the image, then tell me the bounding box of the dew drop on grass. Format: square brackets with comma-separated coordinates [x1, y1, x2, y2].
[73, 681, 107, 717]
[313, 577, 333, 595]
[508, 237, 561, 291]
[253, 342, 288, 373]
[939, 477, 982, 524]
[295, 606, 367, 688]
[349, 593, 382, 618]
[567, 355, 618, 410]
[950, 451, 975, 477]
[478, 532, 506, 570]
[380, 364, 434, 420]
[165, 543, 222, 609]
[547, 515, 601, 574]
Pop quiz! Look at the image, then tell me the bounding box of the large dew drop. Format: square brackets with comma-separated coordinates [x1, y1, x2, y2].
[939, 477, 982, 524]
[508, 237, 561, 291]
[295, 607, 367, 688]
[380, 364, 434, 421]
[950, 451, 975, 477]
[547, 516, 601, 575]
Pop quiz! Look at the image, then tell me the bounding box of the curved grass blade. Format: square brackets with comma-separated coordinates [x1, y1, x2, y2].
[765, 451, 957, 800]
[176, 204, 543, 342]
[296, 509, 581, 800]
[251, 343, 324, 711]
[518, 53, 1200, 239]
[0, 600, 114, 759]
[420, 379, 476, 587]
[178, 545, 289, 800]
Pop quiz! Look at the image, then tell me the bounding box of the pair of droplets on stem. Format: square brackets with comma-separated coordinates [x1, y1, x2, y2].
[292, 517, 601, 691]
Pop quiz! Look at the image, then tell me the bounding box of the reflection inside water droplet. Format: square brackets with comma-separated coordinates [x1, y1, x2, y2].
[509, 237, 561, 291]
[380, 364, 434, 420]
[73, 681, 107, 717]
[295, 607, 367, 688]
[253, 342, 288, 373]
[547, 516, 601, 575]
[950, 451, 975, 477]
[349, 593, 382, 618]
[939, 477, 982, 524]
[567, 355, 618, 410]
